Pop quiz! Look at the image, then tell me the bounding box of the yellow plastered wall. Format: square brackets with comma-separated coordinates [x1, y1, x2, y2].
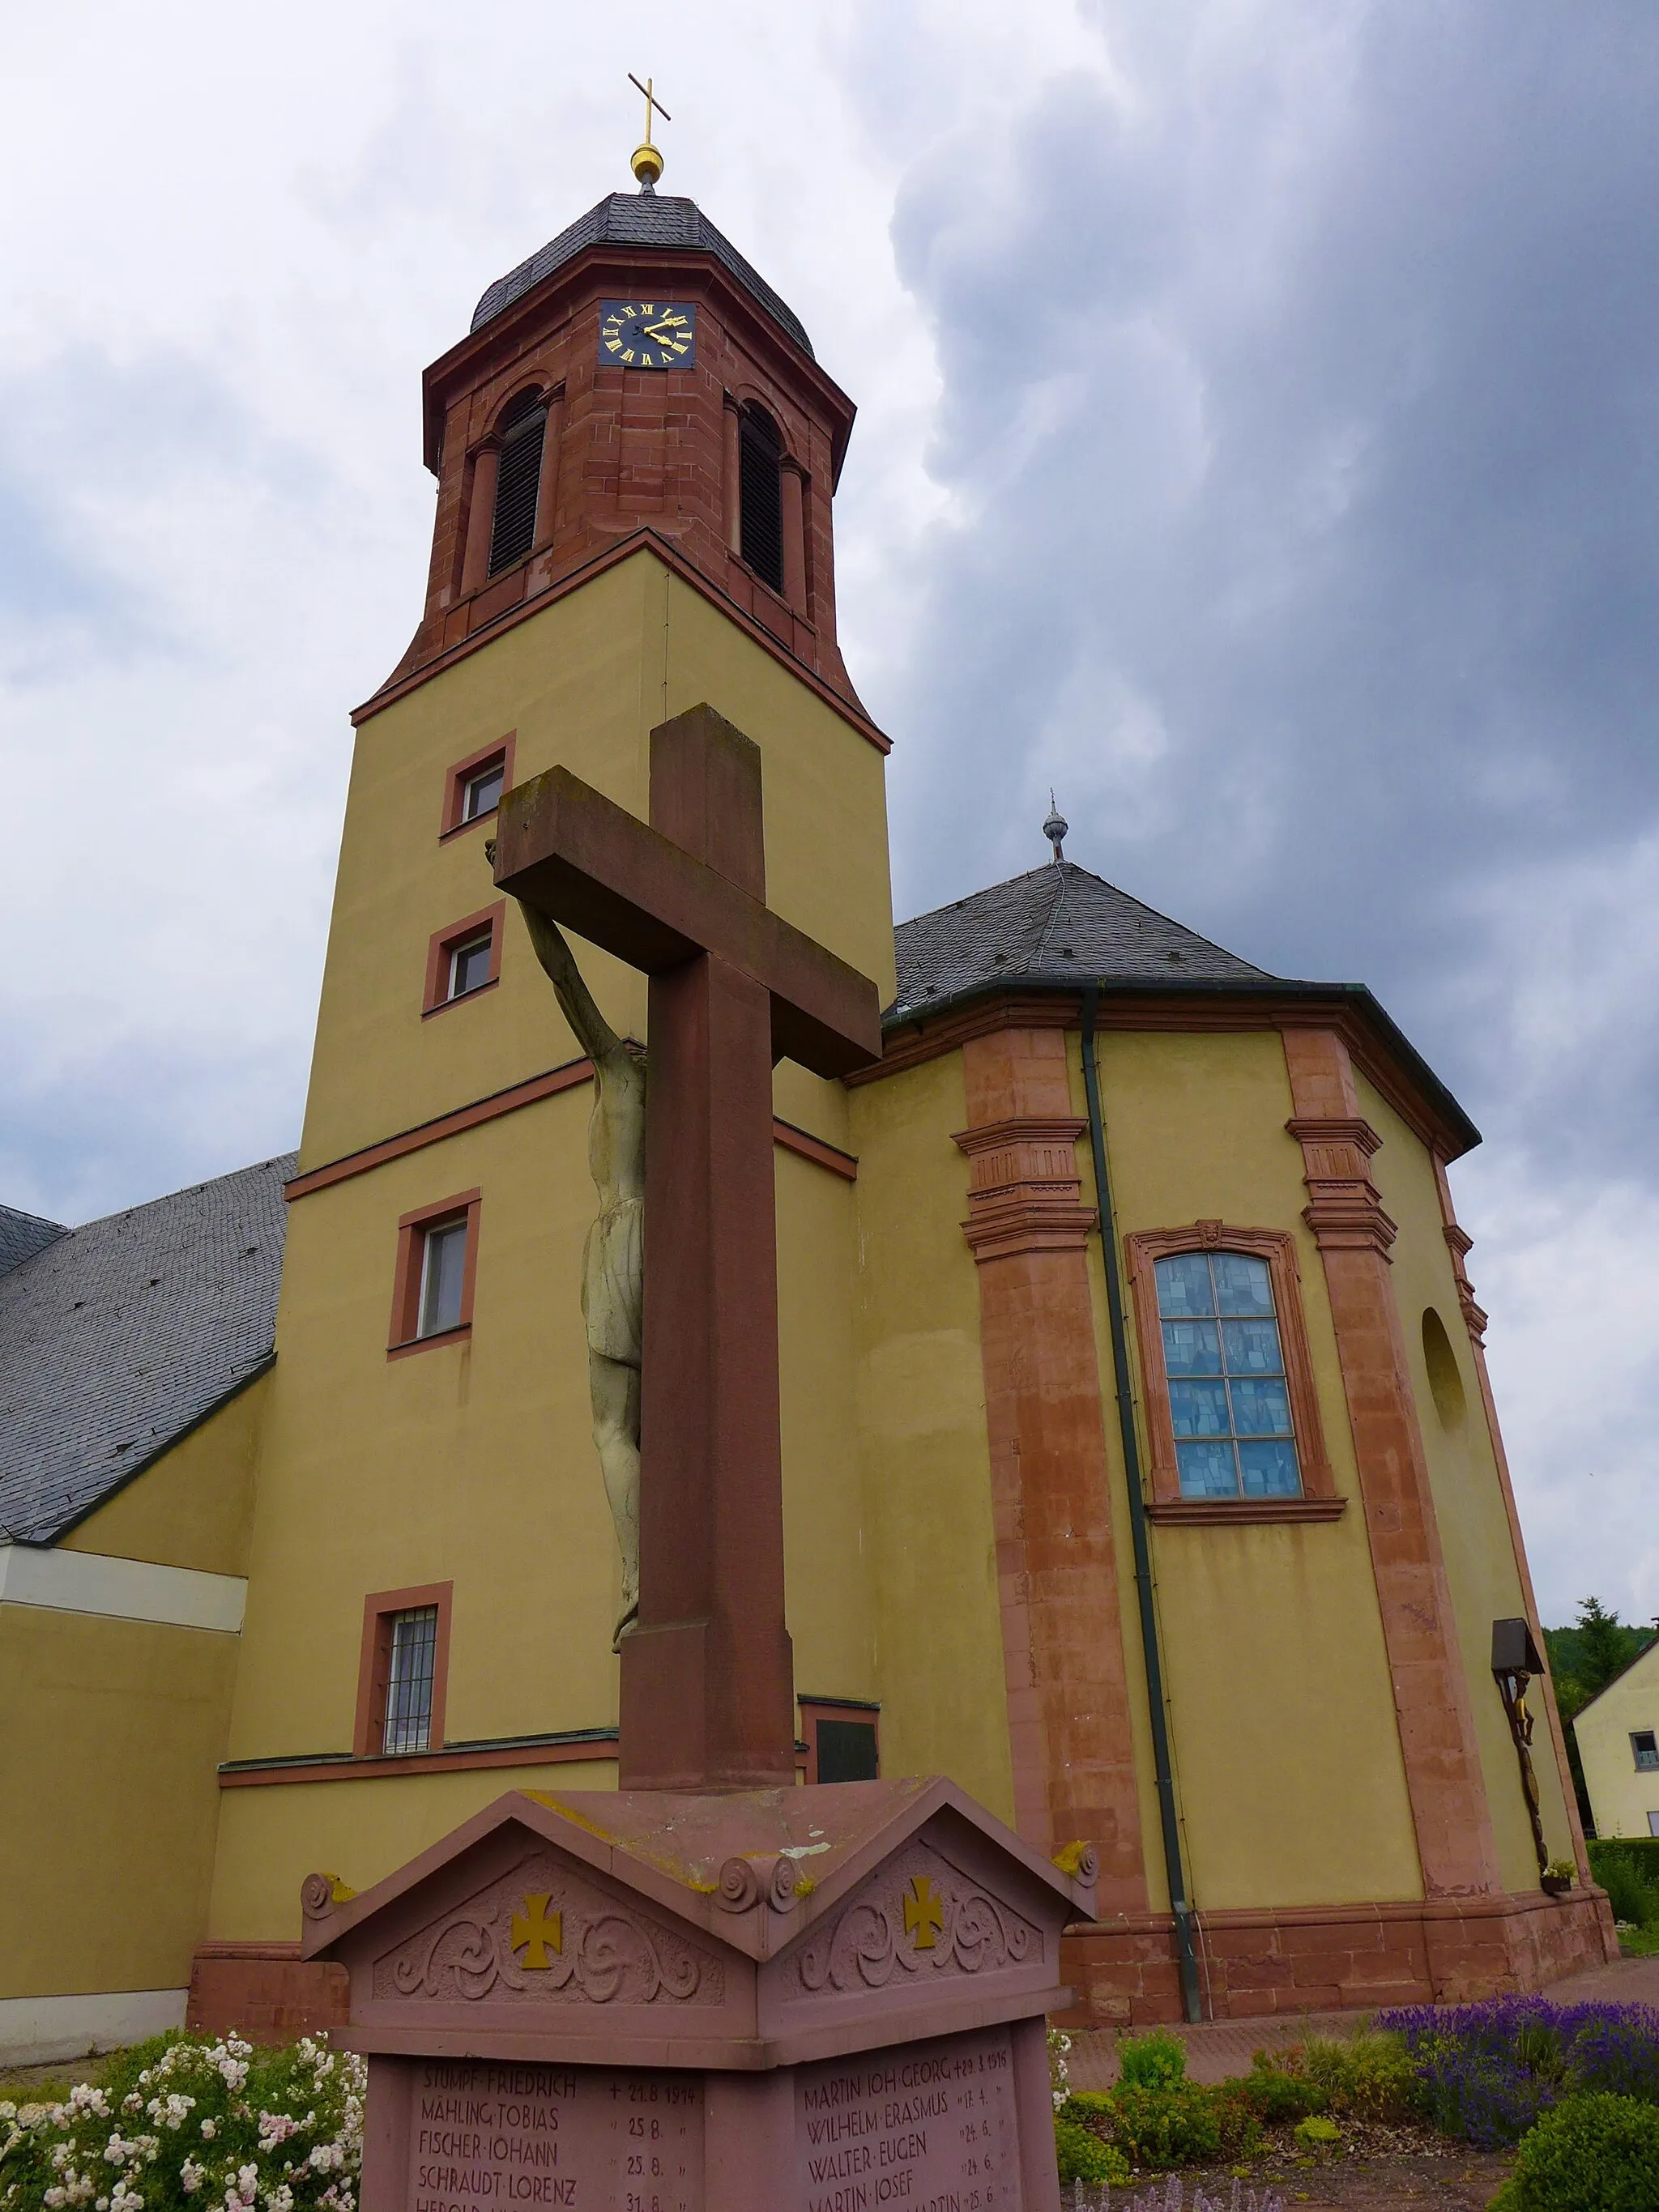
[301, 549, 892, 1173]
[208, 1764, 615, 1945]
[1574, 1644, 1659, 1839]
[60, 1375, 267, 1576]
[0, 1607, 237, 1998]
[215, 549, 893, 1937]
[1090, 1028, 1423, 1911]
[1356, 1075, 1577, 1888]
[847, 1050, 1015, 1823]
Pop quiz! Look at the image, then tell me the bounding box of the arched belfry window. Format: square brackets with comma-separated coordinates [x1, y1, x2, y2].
[738, 403, 785, 595]
[487, 390, 548, 576]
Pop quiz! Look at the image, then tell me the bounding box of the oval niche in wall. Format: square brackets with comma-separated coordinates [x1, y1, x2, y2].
[1422, 1306, 1468, 1430]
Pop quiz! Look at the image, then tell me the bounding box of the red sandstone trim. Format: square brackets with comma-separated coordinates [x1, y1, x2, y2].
[1145, 1498, 1347, 1527]
[352, 1582, 454, 1757]
[955, 1027, 1149, 1914]
[219, 1733, 620, 1788]
[420, 901, 505, 1017]
[285, 1063, 593, 1200]
[438, 733, 516, 840]
[1281, 1028, 1502, 1901]
[1060, 1884, 1618, 2028]
[856, 991, 1474, 1166]
[187, 1950, 350, 2044]
[387, 1191, 480, 1357]
[771, 1118, 858, 1181]
[1124, 1223, 1337, 1511]
[354, 531, 892, 756]
[1431, 1155, 1592, 1881]
[286, 1063, 856, 1204]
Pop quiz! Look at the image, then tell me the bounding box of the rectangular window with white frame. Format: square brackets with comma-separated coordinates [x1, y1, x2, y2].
[390, 1191, 480, 1357]
[1633, 1729, 1659, 1773]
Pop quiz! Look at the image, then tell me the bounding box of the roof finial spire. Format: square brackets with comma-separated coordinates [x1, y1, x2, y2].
[628, 72, 670, 192]
[1043, 792, 1068, 865]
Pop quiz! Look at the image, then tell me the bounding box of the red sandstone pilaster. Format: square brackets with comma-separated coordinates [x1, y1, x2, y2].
[1279, 1026, 1502, 1899]
[954, 1025, 1147, 1911]
[1430, 1157, 1599, 1892]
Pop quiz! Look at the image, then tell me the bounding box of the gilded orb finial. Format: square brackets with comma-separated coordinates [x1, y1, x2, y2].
[628, 72, 670, 191]
[1043, 792, 1068, 864]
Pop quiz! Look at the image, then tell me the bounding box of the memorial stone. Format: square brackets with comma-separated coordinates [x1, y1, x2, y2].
[302, 1779, 1094, 2212]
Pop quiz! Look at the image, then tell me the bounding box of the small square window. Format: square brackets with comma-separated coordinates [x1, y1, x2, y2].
[799, 1698, 881, 1785]
[1633, 1730, 1659, 1772]
[448, 932, 493, 999]
[383, 1605, 439, 1753]
[419, 1221, 468, 1338]
[463, 762, 504, 821]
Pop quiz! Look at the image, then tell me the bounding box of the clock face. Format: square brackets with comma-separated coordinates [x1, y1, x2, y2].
[598, 300, 697, 370]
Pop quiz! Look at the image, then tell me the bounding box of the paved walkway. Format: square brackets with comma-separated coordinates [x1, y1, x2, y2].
[1063, 1952, 1659, 2089]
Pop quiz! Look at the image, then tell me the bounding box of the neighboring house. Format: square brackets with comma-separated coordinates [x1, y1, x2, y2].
[0, 1160, 290, 2065]
[1574, 1639, 1659, 1839]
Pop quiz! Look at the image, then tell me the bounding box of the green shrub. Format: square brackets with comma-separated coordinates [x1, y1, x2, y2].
[1106, 2082, 1226, 2168]
[1294, 2114, 1341, 2147]
[1592, 1849, 1659, 1932]
[1239, 2029, 1421, 2127]
[1053, 2116, 1129, 2188]
[1238, 2061, 1327, 2124]
[1116, 2027, 1188, 2091]
[1491, 2091, 1659, 2211]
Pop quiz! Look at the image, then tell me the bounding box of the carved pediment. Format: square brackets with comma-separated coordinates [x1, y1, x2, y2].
[371, 1849, 725, 2007]
[778, 1835, 1042, 2005]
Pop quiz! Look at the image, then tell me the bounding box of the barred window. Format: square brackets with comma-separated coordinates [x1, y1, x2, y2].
[382, 1605, 439, 1754]
[488, 392, 548, 576]
[738, 403, 784, 595]
[1155, 1250, 1303, 1500]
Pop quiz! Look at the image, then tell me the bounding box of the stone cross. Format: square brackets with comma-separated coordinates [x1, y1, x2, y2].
[493, 704, 881, 1792]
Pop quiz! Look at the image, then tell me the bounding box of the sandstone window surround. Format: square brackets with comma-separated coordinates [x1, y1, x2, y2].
[439, 733, 516, 841]
[421, 902, 505, 1016]
[352, 1582, 454, 1758]
[387, 1189, 481, 1357]
[798, 1696, 881, 1785]
[1124, 1221, 1345, 1527]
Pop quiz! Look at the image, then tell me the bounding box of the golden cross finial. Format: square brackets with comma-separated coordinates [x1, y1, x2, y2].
[902, 1873, 945, 1951]
[509, 1893, 564, 1970]
[628, 73, 671, 190]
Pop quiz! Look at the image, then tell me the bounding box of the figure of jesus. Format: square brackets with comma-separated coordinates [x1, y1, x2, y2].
[510, 889, 646, 1652]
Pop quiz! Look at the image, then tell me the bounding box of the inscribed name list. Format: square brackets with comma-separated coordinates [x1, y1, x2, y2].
[412, 2061, 702, 2212]
[795, 2026, 1022, 2212]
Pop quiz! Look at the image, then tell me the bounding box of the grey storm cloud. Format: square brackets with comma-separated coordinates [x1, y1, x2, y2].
[875, 1, 1659, 1185]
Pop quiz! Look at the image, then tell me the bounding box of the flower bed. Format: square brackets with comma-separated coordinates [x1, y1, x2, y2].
[0, 2035, 365, 2212]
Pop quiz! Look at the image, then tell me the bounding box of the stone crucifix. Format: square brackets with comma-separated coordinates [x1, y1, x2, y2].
[493, 704, 881, 1791]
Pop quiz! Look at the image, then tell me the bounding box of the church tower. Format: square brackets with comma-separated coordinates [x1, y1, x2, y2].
[197, 147, 896, 2026]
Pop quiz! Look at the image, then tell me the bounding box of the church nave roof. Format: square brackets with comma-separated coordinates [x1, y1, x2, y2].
[0, 1153, 292, 1545]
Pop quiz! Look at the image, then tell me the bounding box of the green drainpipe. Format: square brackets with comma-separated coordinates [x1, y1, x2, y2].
[1080, 982, 1203, 2025]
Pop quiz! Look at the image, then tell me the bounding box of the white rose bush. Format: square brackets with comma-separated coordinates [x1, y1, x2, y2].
[1, 2035, 365, 2212]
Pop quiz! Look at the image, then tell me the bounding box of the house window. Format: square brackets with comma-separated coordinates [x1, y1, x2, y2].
[389, 1191, 480, 1355]
[353, 1583, 452, 1757]
[738, 403, 785, 595]
[420, 1221, 468, 1336]
[463, 761, 504, 821]
[440, 737, 515, 839]
[383, 1606, 440, 1752]
[1125, 1225, 1338, 1519]
[799, 1698, 880, 1784]
[1648, 1812, 1659, 1837]
[448, 932, 493, 1000]
[422, 902, 504, 1016]
[488, 392, 548, 575]
[1634, 1731, 1659, 1772]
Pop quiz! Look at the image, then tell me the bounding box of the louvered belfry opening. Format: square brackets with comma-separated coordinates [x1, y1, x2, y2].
[738, 403, 785, 595]
[487, 390, 548, 576]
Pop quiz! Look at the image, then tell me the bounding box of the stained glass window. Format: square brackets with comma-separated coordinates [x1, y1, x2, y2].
[383, 1605, 439, 1754]
[1154, 1251, 1303, 1500]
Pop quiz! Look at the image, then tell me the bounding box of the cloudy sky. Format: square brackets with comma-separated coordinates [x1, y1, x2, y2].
[3, 0, 1655, 1624]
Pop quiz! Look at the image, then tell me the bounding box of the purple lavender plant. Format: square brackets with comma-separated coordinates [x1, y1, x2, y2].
[1377, 1994, 1659, 2147]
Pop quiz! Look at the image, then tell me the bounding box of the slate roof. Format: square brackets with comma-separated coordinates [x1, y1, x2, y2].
[0, 1204, 67, 1277]
[0, 1154, 293, 1545]
[891, 860, 1272, 1023]
[470, 190, 815, 358]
